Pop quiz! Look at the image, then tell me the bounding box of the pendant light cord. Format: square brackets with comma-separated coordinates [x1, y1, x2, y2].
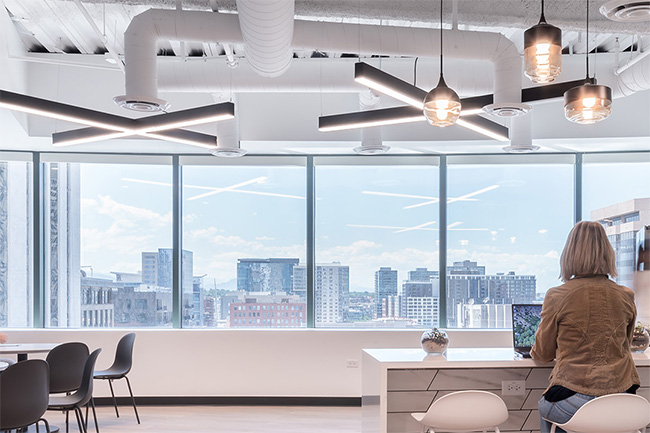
[540, 0, 546, 23]
[585, 0, 590, 79]
[439, 0, 443, 77]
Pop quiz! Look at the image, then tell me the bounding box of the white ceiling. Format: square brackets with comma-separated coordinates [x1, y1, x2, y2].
[0, 0, 649, 155]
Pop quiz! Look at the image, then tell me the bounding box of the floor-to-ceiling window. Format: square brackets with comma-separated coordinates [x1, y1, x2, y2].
[314, 157, 440, 328]
[583, 153, 650, 290]
[446, 155, 574, 328]
[181, 156, 307, 328]
[43, 154, 173, 328]
[0, 153, 33, 328]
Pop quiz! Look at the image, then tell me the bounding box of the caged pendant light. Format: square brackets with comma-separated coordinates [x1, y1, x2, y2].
[564, 0, 612, 124]
[524, 0, 562, 83]
[423, 0, 461, 127]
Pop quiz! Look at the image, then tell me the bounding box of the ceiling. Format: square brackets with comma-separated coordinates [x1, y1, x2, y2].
[1, 0, 649, 155]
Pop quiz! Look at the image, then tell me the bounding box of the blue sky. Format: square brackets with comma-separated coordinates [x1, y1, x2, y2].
[78, 160, 650, 297]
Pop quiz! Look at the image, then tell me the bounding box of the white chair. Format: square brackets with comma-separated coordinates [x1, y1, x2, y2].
[411, 390, 509, 433]
[544, 393, 650, 433]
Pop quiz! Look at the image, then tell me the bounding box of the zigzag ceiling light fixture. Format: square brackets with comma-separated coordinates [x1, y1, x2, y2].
[0, 89, 235, 149]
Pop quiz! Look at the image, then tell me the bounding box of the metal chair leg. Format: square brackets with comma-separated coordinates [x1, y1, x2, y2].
[38, 418, 52, 433]
[107, 379, 119, 418]
[90, 397, 100, 433]
[74, 407, 86, 433]
[124, 376, 140, 424]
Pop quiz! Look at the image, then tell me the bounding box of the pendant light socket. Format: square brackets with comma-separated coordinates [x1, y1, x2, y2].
[423, 77, 461, 127]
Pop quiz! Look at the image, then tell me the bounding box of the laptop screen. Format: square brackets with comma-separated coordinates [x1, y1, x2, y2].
[512, 304, 543, 350]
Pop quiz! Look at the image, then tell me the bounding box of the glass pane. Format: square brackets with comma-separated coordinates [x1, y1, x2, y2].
[182, 165, 306, 328]
[315, 163, 439, 328]
[447, 163, 573, 328]
[45, 162, 173, 328]
[583, 160, 650, 290]
[0, 161, 33, 328]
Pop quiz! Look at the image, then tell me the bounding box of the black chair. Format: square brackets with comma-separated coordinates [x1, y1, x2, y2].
[0, 359, 51, 433]
[94, 333, 140, 424]
[48, 348, 102, 433]
[47, 342, 89, 394]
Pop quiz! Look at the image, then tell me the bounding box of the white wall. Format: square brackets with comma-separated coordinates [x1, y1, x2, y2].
[3, 329, 512, 398]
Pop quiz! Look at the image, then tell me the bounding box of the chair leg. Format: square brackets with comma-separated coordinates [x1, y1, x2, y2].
[107, 379, 119, 418]
[73, 407, 86, 433]
[38, 418, 52, 433]
[90, 397, 100, 433]
[124, 376, 140, 424]
[65, 410, 70, 433]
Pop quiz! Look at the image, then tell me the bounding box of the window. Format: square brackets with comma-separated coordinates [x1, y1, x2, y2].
[315, 157, 439, 328]
[0, 154, 33, 327]
[181, 157, 306, 328]
[43, 155, 173, 328]
[446, 155, 574, 329]
[583, 153, 650, 289]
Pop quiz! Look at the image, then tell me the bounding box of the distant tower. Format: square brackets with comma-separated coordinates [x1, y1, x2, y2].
[374, 267, 397, 318]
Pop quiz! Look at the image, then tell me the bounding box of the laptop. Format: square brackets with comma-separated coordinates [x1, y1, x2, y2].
[511, 304, 543, 358]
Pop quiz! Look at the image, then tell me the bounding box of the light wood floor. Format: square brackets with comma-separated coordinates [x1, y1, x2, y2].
[45, 405, 362, 433]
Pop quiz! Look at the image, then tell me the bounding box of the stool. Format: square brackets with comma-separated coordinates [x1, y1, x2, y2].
[411, 390, 508, 433]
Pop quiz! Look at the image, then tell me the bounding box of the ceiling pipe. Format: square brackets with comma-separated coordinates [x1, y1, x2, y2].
[118, 9, 522, 111]
[354, 89, 390, 155]
[235, 0, 295, 78]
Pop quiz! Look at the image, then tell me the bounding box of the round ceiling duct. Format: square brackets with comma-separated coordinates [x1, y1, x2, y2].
[502, 144, 541, 153]
[211, 147, 247, 158]
[353, 144, 391, 155]
[483, 103, 532, 118]
[600, 0, 650, 22]
[113, 95, 170, 112]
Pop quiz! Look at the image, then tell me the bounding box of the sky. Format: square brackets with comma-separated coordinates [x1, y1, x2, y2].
[78, 160, 650, 299]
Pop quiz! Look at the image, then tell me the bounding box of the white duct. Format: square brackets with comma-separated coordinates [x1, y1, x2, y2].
[235, 0, 294, 78]
[120, 9, 521, 108]
[355, 89, 390, 155]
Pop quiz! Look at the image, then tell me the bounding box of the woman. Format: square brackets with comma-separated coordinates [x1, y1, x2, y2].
[531, 221, 640, 433]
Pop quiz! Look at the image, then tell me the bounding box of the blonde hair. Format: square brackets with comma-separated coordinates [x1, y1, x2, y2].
[560, 221, 617, 282]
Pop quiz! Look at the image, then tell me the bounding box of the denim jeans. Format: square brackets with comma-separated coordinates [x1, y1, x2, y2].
[538, 392, 596, 433]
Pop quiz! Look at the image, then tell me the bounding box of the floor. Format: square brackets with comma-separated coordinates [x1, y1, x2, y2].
[45, 405, 362, 433]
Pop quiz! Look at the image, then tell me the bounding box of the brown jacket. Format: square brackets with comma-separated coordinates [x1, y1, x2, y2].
[530, 275, 640, 396]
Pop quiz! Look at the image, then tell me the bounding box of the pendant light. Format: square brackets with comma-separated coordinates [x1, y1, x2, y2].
[423, 0, 461, 127]
[564, 0, 612, 124]
[524, 0, 562, 83]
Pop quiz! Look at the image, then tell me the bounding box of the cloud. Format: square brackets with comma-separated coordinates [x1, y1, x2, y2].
[255, 236, 275, 241]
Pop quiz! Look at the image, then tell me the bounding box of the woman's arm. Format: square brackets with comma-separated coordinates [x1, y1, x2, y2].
[531, 291, 559, 362]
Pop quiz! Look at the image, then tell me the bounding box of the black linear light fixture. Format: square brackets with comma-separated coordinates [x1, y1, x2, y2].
[0, 90, 235, 148]
[524, 0, 562, 83]
[563, 0, 613, 124]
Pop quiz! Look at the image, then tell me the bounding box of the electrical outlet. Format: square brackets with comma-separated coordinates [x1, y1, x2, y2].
[346, 359, 359, 368]
[501, 380, 526, 395]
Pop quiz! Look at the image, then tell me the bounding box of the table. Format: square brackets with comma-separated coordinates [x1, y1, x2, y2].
[362, 347, 650, 433]
[0, 343, 59, 362]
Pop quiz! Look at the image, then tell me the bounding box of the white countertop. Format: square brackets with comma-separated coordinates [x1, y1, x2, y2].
[363, 347, 650, 369]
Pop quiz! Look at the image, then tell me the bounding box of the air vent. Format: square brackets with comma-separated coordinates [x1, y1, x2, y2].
[353, 144, 391, 155]
[600, 0, 650, 22]
[113, 95, 170, 112]
[502, 144, 541, 153]
[211, 147, 247, 158]
[483, 103, 532, 118]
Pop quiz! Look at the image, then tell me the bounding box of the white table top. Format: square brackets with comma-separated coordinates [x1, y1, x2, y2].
[0, 343, 59, 355]
[363, 347, 650, 368]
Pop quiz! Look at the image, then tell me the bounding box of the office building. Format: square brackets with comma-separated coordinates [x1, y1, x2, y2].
[237, 258, 300, 294]
[294, 263, 350, 325]
[456, 302, 511, 329]
[142, 248, 194, 291]
[374, 267, 398, 318]
[230, 292, 305, 328]
[80, 272, 116, 328]
[592, 198, 650, 288]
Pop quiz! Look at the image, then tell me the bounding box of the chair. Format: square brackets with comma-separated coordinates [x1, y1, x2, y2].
[544, 393, 650, 433]
[47, 342, 90, 394]
[0, 359, 51, 433]
[0, 357, 15, 371]
[93, 333, 140, 424]
[48, 348, 102, 433]
[411, 390, 509, 433]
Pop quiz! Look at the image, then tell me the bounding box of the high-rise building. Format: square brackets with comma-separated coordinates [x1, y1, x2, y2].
[236, 258, 299, 294]
[294, 262, 349, 325]
[592, 198, 650, 289]
[408, 267, 439, 282]
[187, 274, 205, 326]
[374, 267, 397, 318]
[80, 272, 116, 328]
[456, 302, 511, 328]
[142, 248, 193, 291]
[400, 280, 439, 327]
[113, 286, 173, 327]
[0, 161, 32, 327]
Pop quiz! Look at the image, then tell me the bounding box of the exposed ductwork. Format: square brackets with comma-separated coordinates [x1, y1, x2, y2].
[355, 89, 390, 155]
[118, 8, 522, 113]
[235, 0, 295, 78]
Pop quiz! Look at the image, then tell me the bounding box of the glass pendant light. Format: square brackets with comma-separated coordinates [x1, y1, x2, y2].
[524, 0, 562, 83]
[564, 0, 612, 124]
[423, 0, 461, 127]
